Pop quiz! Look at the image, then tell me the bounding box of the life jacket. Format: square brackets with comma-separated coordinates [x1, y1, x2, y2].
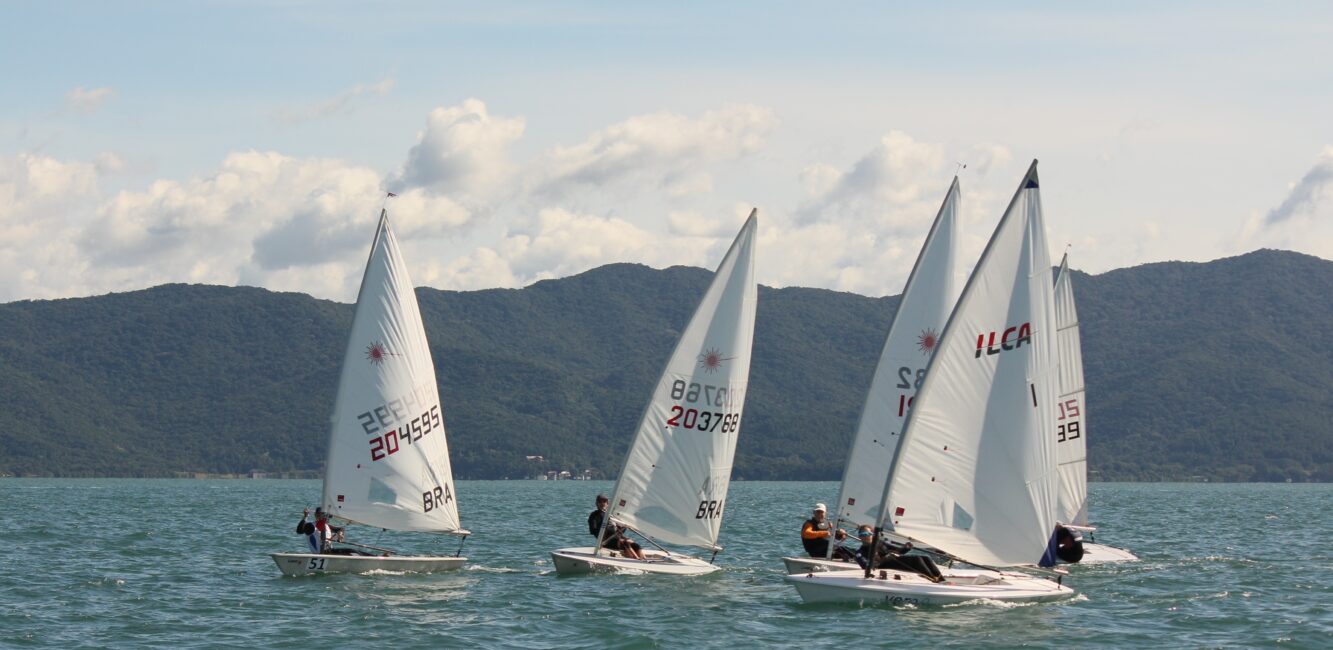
[801, 518, 831, 555]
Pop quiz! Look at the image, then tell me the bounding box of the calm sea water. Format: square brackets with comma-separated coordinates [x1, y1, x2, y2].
[1, 480, 1328, 649]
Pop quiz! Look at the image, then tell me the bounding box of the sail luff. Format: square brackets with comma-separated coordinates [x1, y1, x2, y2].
[830, 177, 961, 538]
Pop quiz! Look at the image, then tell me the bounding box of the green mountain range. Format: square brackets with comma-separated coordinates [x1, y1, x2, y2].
[1, 249, 1328, 481]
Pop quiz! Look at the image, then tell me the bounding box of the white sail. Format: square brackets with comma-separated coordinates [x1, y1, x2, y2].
[832, 178, 960, 530]
[877, 160, 1059, 567]
[1053, 254, 1089, 527]
[607, 211, 758, 550]
[321, 209, 463, 534]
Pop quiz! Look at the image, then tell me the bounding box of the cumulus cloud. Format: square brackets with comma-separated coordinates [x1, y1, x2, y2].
[396, 98, 525, 202]
[0, 154, 105, 300]
[796, 130, 948, 229]
[529, 104, 778, 200]
[427, 208, 731, 290]
[272, 78, 396, 126]
[65, 150, 480, 300]
[1265, 146, 1333, 226]
[64, 87, 115, 116]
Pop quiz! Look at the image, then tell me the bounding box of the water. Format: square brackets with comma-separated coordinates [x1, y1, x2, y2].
[2, 480, 1328, 649]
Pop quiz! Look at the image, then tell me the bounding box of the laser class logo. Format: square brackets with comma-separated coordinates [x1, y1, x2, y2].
[365, 341, 399, 365]
[916, 328, 939, 356]
[974, 323, 1031, 358]
[697, 347, 734, 373]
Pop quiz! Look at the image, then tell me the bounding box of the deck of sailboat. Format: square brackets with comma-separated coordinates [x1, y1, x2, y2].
[784, 567, 1074, 606]
[550, 547, 719, 576]
[271, 552, 466, 576]
[1069, 542, 1139, 564]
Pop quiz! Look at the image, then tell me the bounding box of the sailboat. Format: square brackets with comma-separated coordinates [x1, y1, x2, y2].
[1052, 254, 1138, 564]
[550, 211, 758, 576]
[786, 161, 1076, 605]
[272, 199, 470, 576]
[782, 178, 961, 574]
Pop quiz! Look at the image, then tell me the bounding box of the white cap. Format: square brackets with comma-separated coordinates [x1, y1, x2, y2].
[814, 503, 827, 512]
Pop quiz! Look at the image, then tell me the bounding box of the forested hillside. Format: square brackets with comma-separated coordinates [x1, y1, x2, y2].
[0, 249, 1328, 481]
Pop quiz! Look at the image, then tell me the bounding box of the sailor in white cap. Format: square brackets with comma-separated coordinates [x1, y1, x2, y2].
[800, 502, 851, 560]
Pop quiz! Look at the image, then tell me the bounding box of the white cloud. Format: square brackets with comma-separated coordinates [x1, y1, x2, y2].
[529, 104, 779, 200]
[666, 211, 731, 238]
[64, 87, 115, 116]
[396, 98, 525, 202]
[0, 154, 104, 300]
[69, 150, 479, 300]
[272, 78, 397, 126]
[431, 208, 729, 290]
[796, 130, 949, 230]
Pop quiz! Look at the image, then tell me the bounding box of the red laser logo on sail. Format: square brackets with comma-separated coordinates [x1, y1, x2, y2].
[698, 348, 733, 373]
[917, 328, 938, 355]
[366, 341, 398, 365]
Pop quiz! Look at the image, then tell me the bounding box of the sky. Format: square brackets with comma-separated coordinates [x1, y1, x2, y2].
[2, 1, 1332, 303]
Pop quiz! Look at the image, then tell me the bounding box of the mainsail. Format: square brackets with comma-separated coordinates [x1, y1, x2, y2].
[606, 211, 758, 550]
[321, 209, 463, 534]
[1053, 254, 1089, 527]
[832, 178, 960, 530]
[876, 160, 1059, 567]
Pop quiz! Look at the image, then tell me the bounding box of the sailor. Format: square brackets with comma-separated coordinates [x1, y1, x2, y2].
[587, 494, 646, 560]
[853, 525, 945, 582]
[312, 507, 344, 553]
[295, 508, 320, 553]
[800, 503, 852, 560]
[1054, 524, 1085, 563]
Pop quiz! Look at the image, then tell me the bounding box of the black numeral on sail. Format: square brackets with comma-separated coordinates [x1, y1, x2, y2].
[896, 367, 925, 390]
[670, 380, 731, 407]
[667, 406, 739, 433]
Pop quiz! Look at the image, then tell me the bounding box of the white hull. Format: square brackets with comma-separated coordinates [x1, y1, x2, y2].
[785, 567, 1075, 606]
[550, 546, 719, 576]
[781, 556, 859, 574]
[271, 553, 466, 576]
[1066, 542, 1138, 564]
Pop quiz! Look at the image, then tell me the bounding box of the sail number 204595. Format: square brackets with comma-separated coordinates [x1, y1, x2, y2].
[367, 405, 442, 461]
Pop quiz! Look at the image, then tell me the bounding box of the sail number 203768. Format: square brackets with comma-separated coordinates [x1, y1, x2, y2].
[666, 380, 742, 433]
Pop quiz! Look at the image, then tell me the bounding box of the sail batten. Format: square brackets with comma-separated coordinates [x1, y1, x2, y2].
[875, 161, 1059, 567]
[321, 210, 462, 534]
[607, 212, 758, 550]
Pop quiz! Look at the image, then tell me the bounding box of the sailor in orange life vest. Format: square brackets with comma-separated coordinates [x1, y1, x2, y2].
[801, 503, 855, 561]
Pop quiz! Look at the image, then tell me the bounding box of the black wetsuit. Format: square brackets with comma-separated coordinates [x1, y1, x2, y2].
[856, 539, 944, 581]
[588, 509, 619, 547]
